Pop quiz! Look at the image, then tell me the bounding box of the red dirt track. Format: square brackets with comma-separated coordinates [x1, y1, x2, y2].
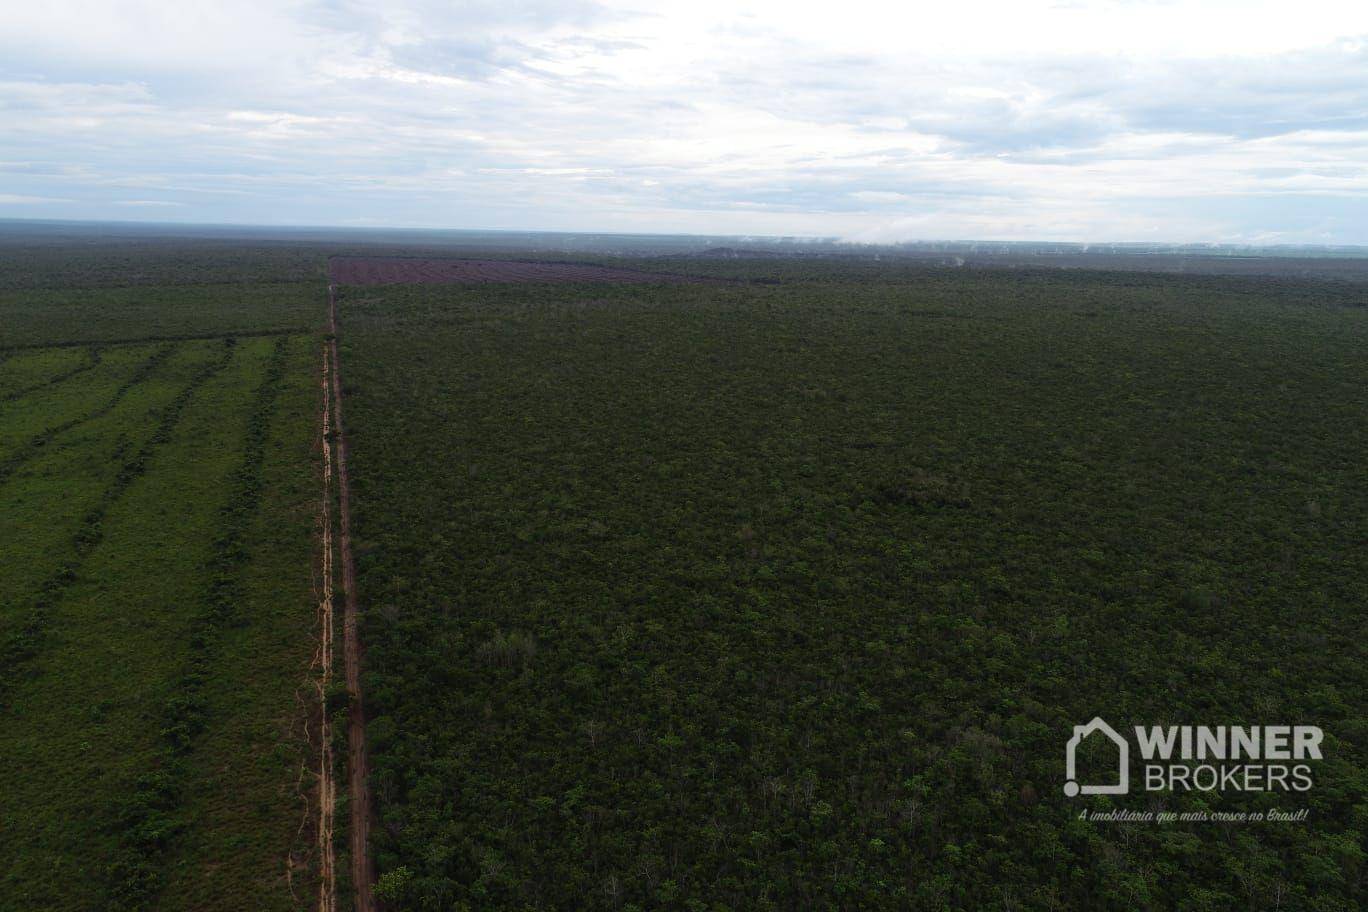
[329, 256, 703, 286]
[327, 284, 375, 912]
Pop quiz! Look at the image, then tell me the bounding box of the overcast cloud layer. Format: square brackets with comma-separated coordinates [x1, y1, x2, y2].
[2, 1, 1367, 243]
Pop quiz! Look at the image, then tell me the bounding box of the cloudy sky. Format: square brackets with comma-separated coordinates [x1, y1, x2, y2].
[2, 0, 1367, 243]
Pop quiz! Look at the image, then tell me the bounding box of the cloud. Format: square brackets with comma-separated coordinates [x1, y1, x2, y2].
[1, 1, 1367, 242]
[0, 193, 71, 204]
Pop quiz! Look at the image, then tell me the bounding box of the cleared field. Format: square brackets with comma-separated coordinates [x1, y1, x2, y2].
[0, 243, 329, 911]
[337, 269, 1368, 910]
[0, 333, 322, 911]
[330, 256, 702, 286]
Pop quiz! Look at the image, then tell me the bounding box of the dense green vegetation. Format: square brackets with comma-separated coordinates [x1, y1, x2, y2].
[0, 346, 98, 401]
[0, 238, 328, 290]
[0, 284, 324, 349]
[0, 243, 326, 911]
[338, 269, 1368, 910]
[5, 235, 1366, 911]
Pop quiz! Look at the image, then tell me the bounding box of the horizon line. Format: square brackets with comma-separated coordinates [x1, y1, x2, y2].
[2, 216, 1367, 254]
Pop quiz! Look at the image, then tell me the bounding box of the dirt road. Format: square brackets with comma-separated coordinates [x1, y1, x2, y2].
[314, 343, 338, 912]
[327, 284, 375, 912]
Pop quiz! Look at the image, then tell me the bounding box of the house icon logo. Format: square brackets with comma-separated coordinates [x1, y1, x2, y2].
[1064, 716, 1129, 796]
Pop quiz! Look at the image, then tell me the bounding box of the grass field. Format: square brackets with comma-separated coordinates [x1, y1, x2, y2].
[0, 247, 329, 911]
[336, 268, 1367, 910]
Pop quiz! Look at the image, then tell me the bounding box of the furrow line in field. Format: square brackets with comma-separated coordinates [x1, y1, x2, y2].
[0, 340, 237, 709]
[103, 336, 291, 909]
[0, 343, 176, 489]
[0, 346, 103, 405]
[0, 328, 299, 353]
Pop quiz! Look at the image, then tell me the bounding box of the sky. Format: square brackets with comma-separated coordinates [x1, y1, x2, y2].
[2, 0, 1367, 244]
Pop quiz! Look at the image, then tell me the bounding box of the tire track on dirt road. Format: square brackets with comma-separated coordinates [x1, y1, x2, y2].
[313, 342, 338, 912]
[327, 283, 375, 912]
